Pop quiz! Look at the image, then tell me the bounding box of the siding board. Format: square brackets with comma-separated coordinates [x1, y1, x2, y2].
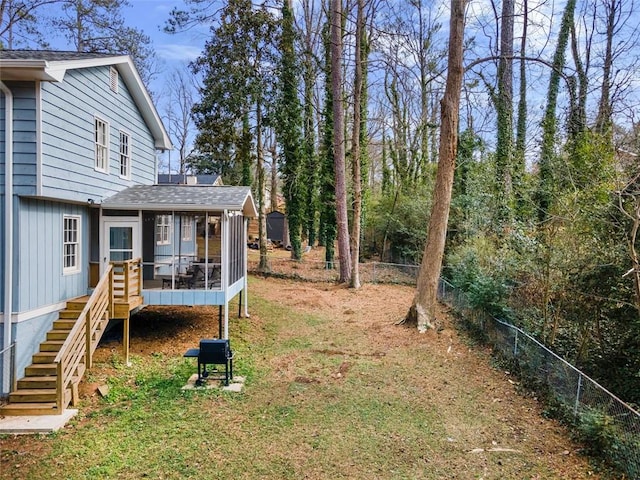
[41, 66, 158, 203]
[3, 82, 37, 196]
[16, 198, 89, 311]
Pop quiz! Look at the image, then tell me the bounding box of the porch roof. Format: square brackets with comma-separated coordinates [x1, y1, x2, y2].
[101, 185, 258, 217]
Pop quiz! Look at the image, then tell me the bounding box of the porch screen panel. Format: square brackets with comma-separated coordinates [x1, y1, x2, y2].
[228, 214, 244, 285]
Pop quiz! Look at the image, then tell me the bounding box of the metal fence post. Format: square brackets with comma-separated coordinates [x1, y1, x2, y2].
[574, 373, 582, 416]
[514, 329, 519, 356]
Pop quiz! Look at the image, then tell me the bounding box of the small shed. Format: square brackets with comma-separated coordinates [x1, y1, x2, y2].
[267, 211, 289, 247]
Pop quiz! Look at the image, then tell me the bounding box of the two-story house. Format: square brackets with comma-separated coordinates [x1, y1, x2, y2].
[0, 51, 256, 415]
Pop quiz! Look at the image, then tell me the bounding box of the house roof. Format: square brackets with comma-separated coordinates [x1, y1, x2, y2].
[157, 174, 222, 185]
[0, 50, 172, 151]
[101, 185, 258, 217]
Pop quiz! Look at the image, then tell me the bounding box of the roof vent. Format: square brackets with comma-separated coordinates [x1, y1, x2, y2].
[109, 67, 119, 93]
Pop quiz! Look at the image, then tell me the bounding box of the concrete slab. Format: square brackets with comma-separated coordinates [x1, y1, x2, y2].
[0, 409, 78, 435]
[182, 374, 246, 392]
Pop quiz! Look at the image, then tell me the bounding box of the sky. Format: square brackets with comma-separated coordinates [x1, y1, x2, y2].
[126, 1, 207, 93]
[128, 1, 204, 63]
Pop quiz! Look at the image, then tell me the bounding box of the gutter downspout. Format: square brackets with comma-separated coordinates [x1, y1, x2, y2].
[1, 81, 14, 394]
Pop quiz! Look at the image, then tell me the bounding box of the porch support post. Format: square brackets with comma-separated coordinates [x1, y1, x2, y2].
[222, 209, 230, 339]
[123, 313, 130, 366]
[224, 301, 229, 339]
[243, 216, 250, 318]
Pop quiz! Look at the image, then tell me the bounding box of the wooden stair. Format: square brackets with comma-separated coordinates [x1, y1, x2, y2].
[0, 297, 109, 416]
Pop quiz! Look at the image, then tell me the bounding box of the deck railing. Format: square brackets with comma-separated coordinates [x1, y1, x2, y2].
[112, 258, 142, 303]
[53, 264, 113, 412]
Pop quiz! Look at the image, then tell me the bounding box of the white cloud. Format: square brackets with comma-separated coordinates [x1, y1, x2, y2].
[156, 44, 202, 62]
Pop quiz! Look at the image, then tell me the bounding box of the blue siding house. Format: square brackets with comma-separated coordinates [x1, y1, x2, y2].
[0, 51, 256, 415]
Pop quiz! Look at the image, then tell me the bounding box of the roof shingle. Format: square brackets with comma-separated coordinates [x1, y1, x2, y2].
[101, 185, 257, 217]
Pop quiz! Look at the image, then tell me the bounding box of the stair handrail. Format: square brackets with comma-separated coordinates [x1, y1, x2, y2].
[53, 264, 113, 411]
[111, 258, 142, 304]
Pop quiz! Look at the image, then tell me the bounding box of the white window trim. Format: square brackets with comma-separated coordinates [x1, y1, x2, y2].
[63, 215, 81, 275]
[119, 130, 131, 180]
[181, 217, 193, 241]
[109, 66, 119, 93]
[94, 116, 109, 173]
[156, 215, 171, 245]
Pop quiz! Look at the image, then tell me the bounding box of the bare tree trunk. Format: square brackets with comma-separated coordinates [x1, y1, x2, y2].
[402, 0, 466, 331]
[331, 0, 351, 283]
[350, 0, 364, 289]
[257, 100, 269, 272]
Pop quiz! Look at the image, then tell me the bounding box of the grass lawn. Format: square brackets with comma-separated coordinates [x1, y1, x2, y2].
[0, 277, 599, 479]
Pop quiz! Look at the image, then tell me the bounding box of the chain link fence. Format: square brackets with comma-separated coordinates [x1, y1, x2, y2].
[248, 254, 419, 284]
[438, 279, 640, 478]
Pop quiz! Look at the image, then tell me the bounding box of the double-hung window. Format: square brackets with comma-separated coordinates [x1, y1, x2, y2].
[181, 217, 193, 241]
[156, 215, 171, 245]
[119, 131, 131, 179]
[63, 215, 81, 274]
[95, 117, 109, 172]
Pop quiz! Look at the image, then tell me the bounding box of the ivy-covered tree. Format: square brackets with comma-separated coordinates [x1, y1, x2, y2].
[301, 31, 319, 249]
[274, 0, 305, 260]
[319, 22, 337, 268]
[494, 0, 514, 229]
[535, 0, 576, 225]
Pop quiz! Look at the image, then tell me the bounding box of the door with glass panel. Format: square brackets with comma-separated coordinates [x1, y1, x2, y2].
[102, 220, 140, 271]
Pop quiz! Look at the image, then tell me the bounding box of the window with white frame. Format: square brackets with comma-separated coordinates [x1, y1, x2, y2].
[109, 67, 119, 93]
[95, 117, 109, 172]
[63, 215, 81, 273]
[119, 131, 131, 179]
[181, 217, 193, 241]
[156, 215, 171, 245]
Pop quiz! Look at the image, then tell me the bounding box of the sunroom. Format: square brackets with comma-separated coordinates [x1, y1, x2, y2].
[98, 184, 257, 337]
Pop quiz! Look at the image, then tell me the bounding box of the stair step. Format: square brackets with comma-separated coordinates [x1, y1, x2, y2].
[47, 329, 72, 340]
[17, 376, 58, 389]
[66, 297, 90, 311]
[58, 310, 82, 320]
[32, 352, 57, 364]
[0, 402, 61, 416]
[53, 318, 77, 328]
[25, 363, 58, 376]
[9, 388, 57, 403]
[40, 340, 64, 352]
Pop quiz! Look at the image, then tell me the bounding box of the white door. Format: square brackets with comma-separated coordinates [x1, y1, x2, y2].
[103, 219, 141, 271]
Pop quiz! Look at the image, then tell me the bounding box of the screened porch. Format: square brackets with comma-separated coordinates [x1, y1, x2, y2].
[99, 185, 257, 314]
